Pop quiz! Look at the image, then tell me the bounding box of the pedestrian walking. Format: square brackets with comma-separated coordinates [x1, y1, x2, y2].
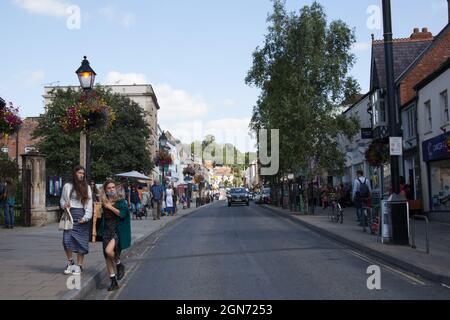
[90, 180, 100, 202]
[181, 194, 187, 209]
[172, 185, 178, 215]
[98, 180, 131, 291]
[2, 177, 16, 229]
[352, 170, 372, 225]
[59, 165, 93, 275]
[140, 186, 151, 219]
[150, 179, 164, 220]
[130, 185, 141, 220]
[0, 178, 5, 227]
[165, 184, 174, 216]
[118, 178, 131, 209]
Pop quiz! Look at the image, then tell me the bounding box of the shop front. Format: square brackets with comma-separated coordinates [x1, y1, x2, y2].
[422, 131, 450, 219]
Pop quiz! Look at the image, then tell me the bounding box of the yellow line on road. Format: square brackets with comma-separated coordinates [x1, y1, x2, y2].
[347, 250, 426, 286]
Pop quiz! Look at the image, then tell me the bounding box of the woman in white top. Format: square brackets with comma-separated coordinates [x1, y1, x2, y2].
[59, 165, 93, 275]
[165, 184, 174, 216]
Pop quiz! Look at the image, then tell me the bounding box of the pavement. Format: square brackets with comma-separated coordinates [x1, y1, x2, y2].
[96, 201, 450, 300]
[262, 203, 450, 286]
[0, 201, 212, 300]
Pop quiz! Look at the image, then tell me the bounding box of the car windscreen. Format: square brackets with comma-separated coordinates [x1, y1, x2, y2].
[230, 188, 246, 193]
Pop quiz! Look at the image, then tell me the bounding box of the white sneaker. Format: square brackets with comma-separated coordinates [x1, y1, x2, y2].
[64, 261, 75, 275]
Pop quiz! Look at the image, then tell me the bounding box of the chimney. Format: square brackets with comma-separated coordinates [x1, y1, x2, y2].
[410, 27, 433, 40]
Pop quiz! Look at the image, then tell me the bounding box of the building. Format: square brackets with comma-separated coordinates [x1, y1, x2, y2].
[244, 159, 259, 190]
[396, 20, 450, 205]
[338, 93, 376, 190]
[416, 58, 450, 222]
[1, 117, 41, 169]
[43, 84, 160, 163]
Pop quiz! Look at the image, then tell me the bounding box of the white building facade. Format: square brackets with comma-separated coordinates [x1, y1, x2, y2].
[416, 59, 450, 222]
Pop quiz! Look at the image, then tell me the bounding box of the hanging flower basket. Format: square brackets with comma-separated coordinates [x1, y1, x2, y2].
[60, 91, 116, 133]
[154, 149, 173, 166]
[0, 101, 22, 135]
[365, 139, 390, 167]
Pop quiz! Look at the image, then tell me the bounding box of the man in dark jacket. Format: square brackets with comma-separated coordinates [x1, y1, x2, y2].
[150, 179, 164, 220]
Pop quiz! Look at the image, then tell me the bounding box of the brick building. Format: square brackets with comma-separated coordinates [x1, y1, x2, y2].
[1, 117, 41, 169]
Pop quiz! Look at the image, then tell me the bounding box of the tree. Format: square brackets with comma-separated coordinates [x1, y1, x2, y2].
[246, 0, 359, 182]
[0, 153, 19, 180]
[33, 87, 154, 181]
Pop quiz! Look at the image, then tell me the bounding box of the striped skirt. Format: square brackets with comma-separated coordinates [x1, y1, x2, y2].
[63, 208, 89, 254]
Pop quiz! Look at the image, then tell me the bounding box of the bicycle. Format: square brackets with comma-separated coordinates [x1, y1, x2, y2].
[330, 200, 344, 224]
[361, 205, 378, 234]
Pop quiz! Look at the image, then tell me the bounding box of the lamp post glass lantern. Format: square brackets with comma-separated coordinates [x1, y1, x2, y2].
[76, 56, 96, 90]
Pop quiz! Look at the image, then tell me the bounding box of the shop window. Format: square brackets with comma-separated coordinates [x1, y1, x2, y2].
[430, 160, 450, 211]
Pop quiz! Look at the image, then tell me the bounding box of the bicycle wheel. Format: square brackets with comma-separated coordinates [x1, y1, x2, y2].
[338, 204, 343, 224]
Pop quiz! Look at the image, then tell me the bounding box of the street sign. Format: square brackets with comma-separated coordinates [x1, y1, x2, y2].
[361, 128, 373, 139]
[389, 137, 403, 156]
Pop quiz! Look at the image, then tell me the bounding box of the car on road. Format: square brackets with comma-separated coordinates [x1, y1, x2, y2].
[227, 187, 250, 207]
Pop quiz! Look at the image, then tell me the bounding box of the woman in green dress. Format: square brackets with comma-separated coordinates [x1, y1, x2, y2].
[98, 180, 131, 291]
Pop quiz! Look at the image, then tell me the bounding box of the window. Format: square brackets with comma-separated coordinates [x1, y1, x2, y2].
[441, 90, 449, 124]
[425, 100, 432, 132]
[402, 107, 416, 139]
[371, 91, 386, 126]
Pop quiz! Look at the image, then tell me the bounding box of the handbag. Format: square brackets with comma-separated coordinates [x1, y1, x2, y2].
[59, 207, 74, 231]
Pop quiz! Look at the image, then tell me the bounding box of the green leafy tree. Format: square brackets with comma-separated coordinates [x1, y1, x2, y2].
[246, 0, 359, 183]
[33, 87, 154, 181]
[0, 153, 19, 180]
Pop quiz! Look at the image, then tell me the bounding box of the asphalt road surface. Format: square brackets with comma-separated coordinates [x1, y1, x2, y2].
[93, 201, 450, 300]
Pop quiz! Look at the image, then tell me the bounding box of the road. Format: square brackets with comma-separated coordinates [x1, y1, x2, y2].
[92, 201, 450, 300]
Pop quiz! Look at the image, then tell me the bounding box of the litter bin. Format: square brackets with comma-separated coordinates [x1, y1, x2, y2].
[381, 198, 409, 245]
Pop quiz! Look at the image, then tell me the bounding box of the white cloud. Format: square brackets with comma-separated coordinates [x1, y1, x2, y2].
[121, 13, 136, 28]
[104, 71, 147, 85]
[13, 0, 71, 18]
[155, 84, 209, 121]
[223, 99, 236, 107]
[352, 42, 371, 53]
[99, 6, 115, 21]
[99, 6, 136, 28]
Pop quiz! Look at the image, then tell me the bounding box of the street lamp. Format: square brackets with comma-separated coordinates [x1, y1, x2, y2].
[76, 56, 96, 91]
[159, 131, 169, 188]
[75, 56, 96, 180]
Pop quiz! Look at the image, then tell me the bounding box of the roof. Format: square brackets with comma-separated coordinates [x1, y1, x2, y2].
[370, 38, 433, 90]
[414, 57, 450, 91]
[342, 91, 371, 115]
[397, 24, 450, 83]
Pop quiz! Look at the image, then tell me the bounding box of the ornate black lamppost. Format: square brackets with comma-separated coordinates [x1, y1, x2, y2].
[75, 56, 96, 180]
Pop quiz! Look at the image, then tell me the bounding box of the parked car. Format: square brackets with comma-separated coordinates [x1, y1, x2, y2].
[227, 187, 250, 207]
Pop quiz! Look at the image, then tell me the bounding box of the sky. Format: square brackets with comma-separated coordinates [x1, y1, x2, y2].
[0, 0, 448, 152]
